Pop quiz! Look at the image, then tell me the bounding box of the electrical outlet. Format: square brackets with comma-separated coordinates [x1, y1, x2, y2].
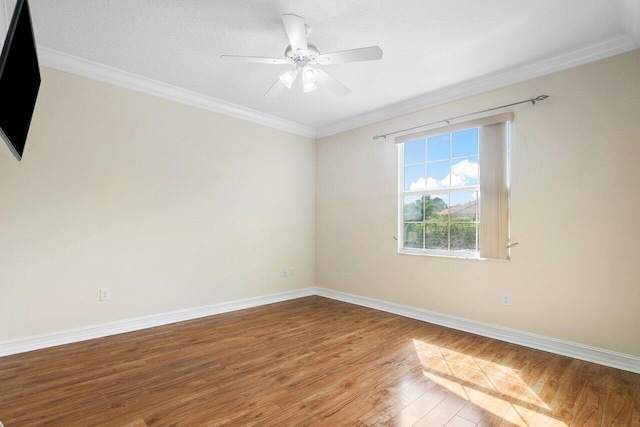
[502, 293, 511, 306]
[100, 288, 110, 301]
[282, 269, 288, 277]
[289, 267, 294, 276]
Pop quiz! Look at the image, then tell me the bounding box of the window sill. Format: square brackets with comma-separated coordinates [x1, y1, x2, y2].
[398, 248, 510, 262]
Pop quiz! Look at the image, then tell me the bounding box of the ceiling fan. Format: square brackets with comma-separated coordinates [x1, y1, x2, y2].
[220, 14, 383, 97]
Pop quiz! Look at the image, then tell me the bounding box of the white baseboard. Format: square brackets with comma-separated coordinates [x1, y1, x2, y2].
[2, 286, 639, 374]
[0, 287, 315, 357]
[314, 287, 640, 374]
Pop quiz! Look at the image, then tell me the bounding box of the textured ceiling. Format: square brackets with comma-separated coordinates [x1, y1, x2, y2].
[5, 0, 640, 135]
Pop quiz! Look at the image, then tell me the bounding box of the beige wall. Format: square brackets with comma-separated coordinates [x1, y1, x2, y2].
[316, 50, 640, 356]
[3, 51, 639, 358]
[0, 68, 315, 341]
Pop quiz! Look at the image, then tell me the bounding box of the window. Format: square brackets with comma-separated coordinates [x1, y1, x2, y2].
[398, 113, 512, 260]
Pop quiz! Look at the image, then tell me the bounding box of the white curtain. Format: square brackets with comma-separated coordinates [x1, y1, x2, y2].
[479, 122, 509, 259]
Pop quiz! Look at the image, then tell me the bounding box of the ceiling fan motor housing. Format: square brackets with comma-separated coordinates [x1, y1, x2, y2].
[285, 45, 319, 67]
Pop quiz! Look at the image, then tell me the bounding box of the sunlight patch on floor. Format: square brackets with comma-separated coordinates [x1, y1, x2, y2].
[412, 339, 567, 426]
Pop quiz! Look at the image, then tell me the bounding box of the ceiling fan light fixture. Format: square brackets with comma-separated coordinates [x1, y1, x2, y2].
[279, 69, 298, 89]
[303, 82, 318, 93]
[302, 66, 318, 83]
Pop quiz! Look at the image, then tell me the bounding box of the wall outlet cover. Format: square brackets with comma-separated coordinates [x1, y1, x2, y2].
[502, 293, 511, 306]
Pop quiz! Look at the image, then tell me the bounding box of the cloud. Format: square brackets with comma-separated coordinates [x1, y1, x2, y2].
[409, 177, 439, 191]
[409, 159, 478, 190]
[452, 159, 478, 179]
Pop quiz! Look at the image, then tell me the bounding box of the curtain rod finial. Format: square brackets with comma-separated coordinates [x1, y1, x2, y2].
[532, 94, 550, 104]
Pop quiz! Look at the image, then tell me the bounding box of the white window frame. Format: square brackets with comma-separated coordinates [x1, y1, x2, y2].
[398, 134, 480, 259]
[397, 113, 512, 260]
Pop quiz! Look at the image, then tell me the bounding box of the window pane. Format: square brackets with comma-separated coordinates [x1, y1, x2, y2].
[427, 134, 449, 161]
[451, 156, 478, 187]
[452, 128, 478, 158]
[426, 160, 450, 188]
[403, 196, 423, 221]
[404, 164, 425, 191]
[425, 223, 448, 250]
[450, 222, 477, 251]
[425, 194, 448, 221]
[404, 223, 423, 249]
[450, 192, 478, 221]
[404, 139, 425, 164]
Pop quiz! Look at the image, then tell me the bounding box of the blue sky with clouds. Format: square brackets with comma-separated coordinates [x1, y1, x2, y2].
[404, 128, 479, 206]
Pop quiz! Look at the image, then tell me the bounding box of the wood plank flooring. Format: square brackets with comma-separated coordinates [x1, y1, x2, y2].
[0, 296, 638, 426]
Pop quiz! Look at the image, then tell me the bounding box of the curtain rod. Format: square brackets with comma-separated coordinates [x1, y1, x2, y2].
[372, 94, 549, 140]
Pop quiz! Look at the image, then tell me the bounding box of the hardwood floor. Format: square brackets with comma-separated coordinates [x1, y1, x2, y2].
[0, 296, 638, 426]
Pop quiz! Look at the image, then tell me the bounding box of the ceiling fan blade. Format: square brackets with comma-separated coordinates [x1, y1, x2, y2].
[264, 78, 287, 97]
[316, 46, 383, 65]
[220, 55, 289, 65]
[315, 69, 350, 97]
[281, 14, 308, 52]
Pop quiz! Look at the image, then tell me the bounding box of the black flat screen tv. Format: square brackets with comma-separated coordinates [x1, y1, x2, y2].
[0, 0, 40, 161]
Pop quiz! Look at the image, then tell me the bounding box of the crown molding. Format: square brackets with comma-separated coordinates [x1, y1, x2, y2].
[315, 34, 640, 138]
[36, 46, 317, 139]
[3, 1, 638, 141]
